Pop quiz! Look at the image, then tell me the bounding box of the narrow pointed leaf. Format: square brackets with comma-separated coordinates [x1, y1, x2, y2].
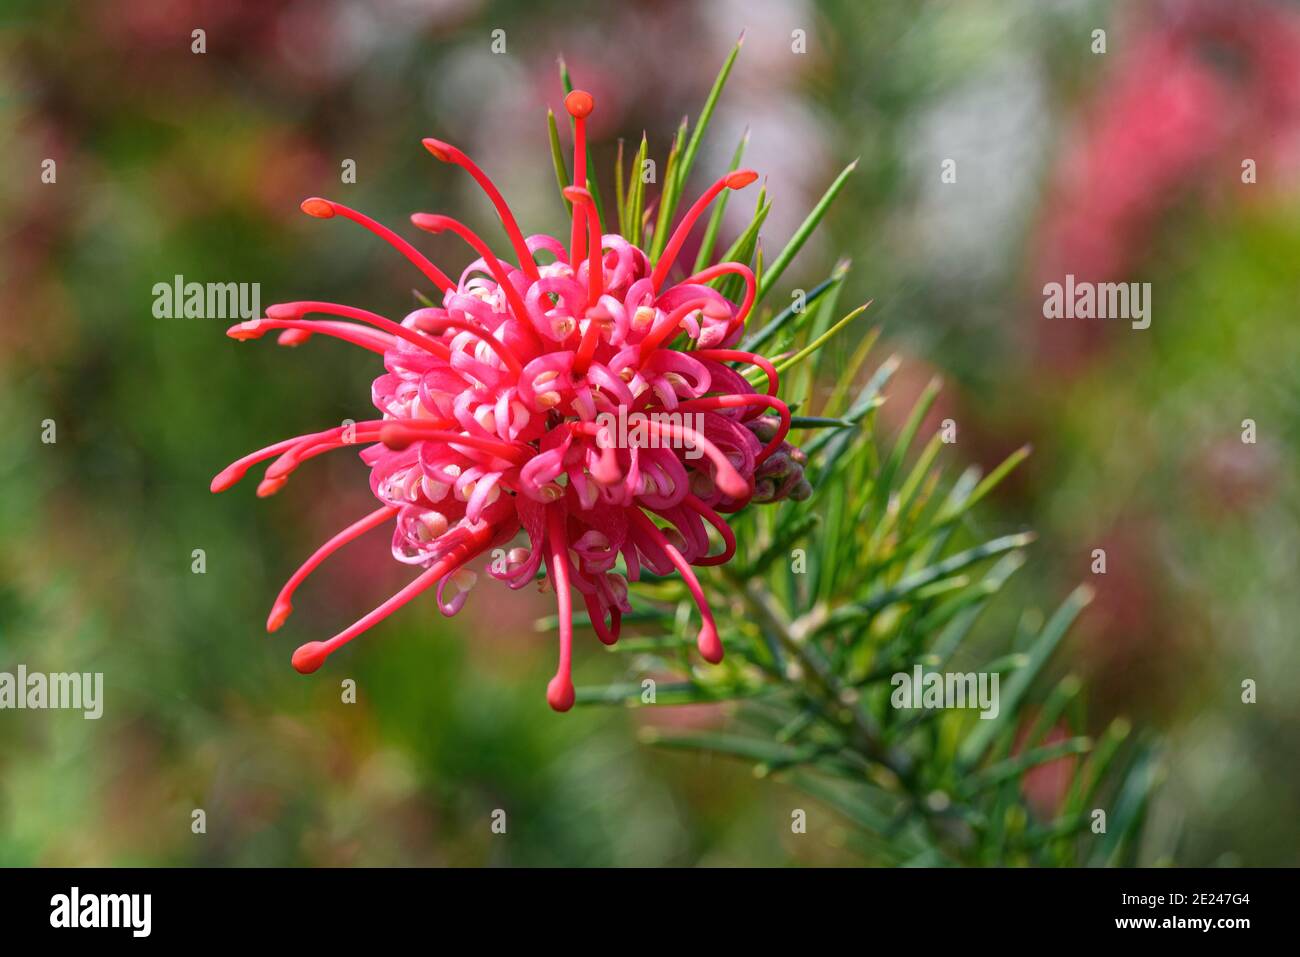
[769, 302, 872, 376]
[547, 109, 572, 215]
[957, 584, 1094, 769]
[741, 262, 847, 351]
[827, 532, 1036, 627]
[756, 159, 857, 306]
[676, 32, 744, 201]
[614, 138, 626, 235]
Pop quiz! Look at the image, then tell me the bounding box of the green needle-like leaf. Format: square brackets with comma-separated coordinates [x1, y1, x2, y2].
[828, 532, 1036, 627]
[547, 109, 572, 215]
[648, 119, 688, 262]
[807, 354, 898, 459]
[741, 262, 848, 351]
[575, 681, 759, 707]
[957, 585, 1094, 770]
[963, 737, 1092, 795]
[676, 31, 744, 202]
[641, 729, 821, 767]
[756, 159, 857, 307]
[768, 301, 873, 376]
[614, 138, 626, 235]
[627, 133, 648, 247]
[788, 416, 856, 430]
[1090, 743, 1162, 866]
[932, 444, 1032, 526]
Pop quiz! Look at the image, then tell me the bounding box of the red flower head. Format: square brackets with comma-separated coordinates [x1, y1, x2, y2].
[214, 88, 810, 711]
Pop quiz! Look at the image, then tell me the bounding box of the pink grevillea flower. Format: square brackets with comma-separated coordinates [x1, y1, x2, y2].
[214, 89, 810, 711]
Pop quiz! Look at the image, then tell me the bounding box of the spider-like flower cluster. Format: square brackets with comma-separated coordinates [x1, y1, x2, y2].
[214, 89, 809, 710]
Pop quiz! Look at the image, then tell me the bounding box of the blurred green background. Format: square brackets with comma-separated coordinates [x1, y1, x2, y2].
[2, 0, 1297, 865]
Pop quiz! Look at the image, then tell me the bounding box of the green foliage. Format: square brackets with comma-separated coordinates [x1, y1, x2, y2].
[574, 329, 1155, 863]
[555, 46, 1156, 866]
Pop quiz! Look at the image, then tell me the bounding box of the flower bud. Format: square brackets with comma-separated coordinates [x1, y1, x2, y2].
[746, 416, 781, 442]
[758, 451, 795, 480]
